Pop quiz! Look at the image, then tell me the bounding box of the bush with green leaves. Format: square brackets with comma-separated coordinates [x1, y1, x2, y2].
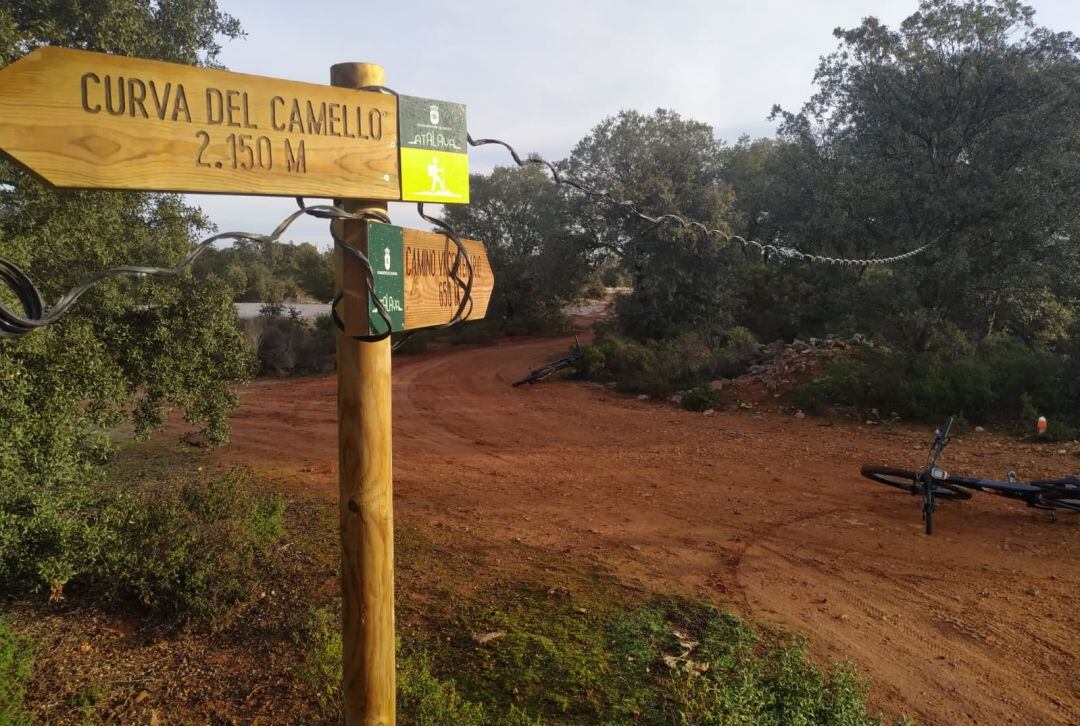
[295, 592, 879, 724]
[0, 469, 284, 618]
[681, 385, 722, 412]
[578, 327, 760, 397]
[0, 0, 255, 601]
[295, 607, 537, 725]
[249, 309, 336, 376]
[795, 335, 1080, 429]
[436, 592, 880, 724]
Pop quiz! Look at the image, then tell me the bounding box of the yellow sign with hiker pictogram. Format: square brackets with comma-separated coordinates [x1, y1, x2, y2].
[397, 95, 470, 203]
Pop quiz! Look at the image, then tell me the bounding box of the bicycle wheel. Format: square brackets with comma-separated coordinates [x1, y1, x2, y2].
[861, 465, 919, 493]
[1040, 494, 1080, 512]
[860, 465, 970, 499]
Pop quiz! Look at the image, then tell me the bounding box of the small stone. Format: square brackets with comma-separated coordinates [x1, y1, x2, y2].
[702, 409, 715, 416]
[473, 631, 506, 645]
[1027, 585, 1039, 597]
[637, 394, 649, 401]
[975, 426, 985, 433]
[795, 411, 806, 420]
[1057, 449, 1067, 455]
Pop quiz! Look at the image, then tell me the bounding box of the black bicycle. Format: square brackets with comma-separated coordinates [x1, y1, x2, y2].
[512, 339, 583, 387]
[861, 417, 1080, 534]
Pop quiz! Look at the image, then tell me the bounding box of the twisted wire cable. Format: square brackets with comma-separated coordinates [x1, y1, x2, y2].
[295, 198, 394, 343]
[361, 84, 477, 329]
[416, 202, 475, 326]
[466, 134, 945, 267]
[0, 199, 400, 340]
[1, 112, 938, 342]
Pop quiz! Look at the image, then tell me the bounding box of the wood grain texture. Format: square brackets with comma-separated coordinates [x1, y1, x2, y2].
[402, 227, 493, 330]
[0, 47, 400, 198]
[334, 63, 396, 726]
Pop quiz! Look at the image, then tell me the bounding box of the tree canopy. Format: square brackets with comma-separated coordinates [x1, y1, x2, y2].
[762, 0, 1080, 350]
[0, 1, 250, 501]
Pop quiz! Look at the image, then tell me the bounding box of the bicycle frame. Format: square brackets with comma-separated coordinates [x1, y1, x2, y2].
[920, 417, 954, 534]
[512, 337, 584, 387]
[862, 417, 1080, 533]
[934, 470, 1080, 514]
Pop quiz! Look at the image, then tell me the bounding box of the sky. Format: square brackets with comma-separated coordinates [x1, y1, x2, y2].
[187, 0, 1080, 246]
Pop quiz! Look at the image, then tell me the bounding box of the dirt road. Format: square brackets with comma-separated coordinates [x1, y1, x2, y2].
[220, 335, 1080, 724]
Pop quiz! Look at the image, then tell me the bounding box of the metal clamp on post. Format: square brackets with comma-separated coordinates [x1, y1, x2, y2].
[295, 198, 395, 342]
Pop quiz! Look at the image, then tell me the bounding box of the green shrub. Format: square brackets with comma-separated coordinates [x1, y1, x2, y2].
[0, 619, 34, 725]
[294, 607, 537, 724]
[681, 385, 721, 412]
[296, 607, 344, 715]
[432, 592, 879, 724]
[253, 312, 336, 376]
[579, 328, 760, 398]
[95, 471, 285, 617]
[399, 651, 490, 726]
[0, 469, 284, 619]
[794, 335, 1079, 428]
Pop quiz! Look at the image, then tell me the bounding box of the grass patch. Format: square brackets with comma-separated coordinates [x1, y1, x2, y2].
[297, 587, 881, 724]
[296, 605, 345, 716]
[442, 590, 879, 725]
[0, 618, 34, 725]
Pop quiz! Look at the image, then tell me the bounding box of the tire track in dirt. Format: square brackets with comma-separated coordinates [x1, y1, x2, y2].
[218, 333, 1080, 724]
[738, 505, 1079, 723]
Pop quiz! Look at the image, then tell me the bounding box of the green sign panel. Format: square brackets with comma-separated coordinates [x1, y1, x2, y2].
[398, 95, 469, 204]
[367, 221, 405, 332]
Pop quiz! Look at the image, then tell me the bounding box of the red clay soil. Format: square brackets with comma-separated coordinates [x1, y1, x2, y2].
[218, 335, 1080, 725]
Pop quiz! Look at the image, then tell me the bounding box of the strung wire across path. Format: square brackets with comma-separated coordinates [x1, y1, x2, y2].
[0, 198, 474, 342]
[466, 134, 945, 267]
[0, 126, 946, 341]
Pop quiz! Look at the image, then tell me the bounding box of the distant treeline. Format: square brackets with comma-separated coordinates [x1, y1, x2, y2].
[445, 0, 1080, 428]
[192, 238, 333, 303]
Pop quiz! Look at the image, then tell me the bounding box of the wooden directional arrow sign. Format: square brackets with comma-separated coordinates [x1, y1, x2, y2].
[337, 222, 493, 335]
[0, 47, 400, 198]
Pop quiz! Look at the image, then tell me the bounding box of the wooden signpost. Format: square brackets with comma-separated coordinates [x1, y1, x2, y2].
[336, 221, 494, 337]
[0, 47, 401, 198]
[0, 47, 492, 725]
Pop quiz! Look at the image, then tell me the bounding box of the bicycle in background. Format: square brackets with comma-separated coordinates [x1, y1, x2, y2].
[861, 417, 1080, 534]
[512, 337, 584, 387]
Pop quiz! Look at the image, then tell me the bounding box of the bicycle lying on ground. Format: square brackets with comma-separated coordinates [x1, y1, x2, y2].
[512, 338, 583, 387]
[861, 417, 1080, 534]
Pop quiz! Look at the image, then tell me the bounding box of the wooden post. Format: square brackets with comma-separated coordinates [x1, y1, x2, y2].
[331, 61, 396, 725]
